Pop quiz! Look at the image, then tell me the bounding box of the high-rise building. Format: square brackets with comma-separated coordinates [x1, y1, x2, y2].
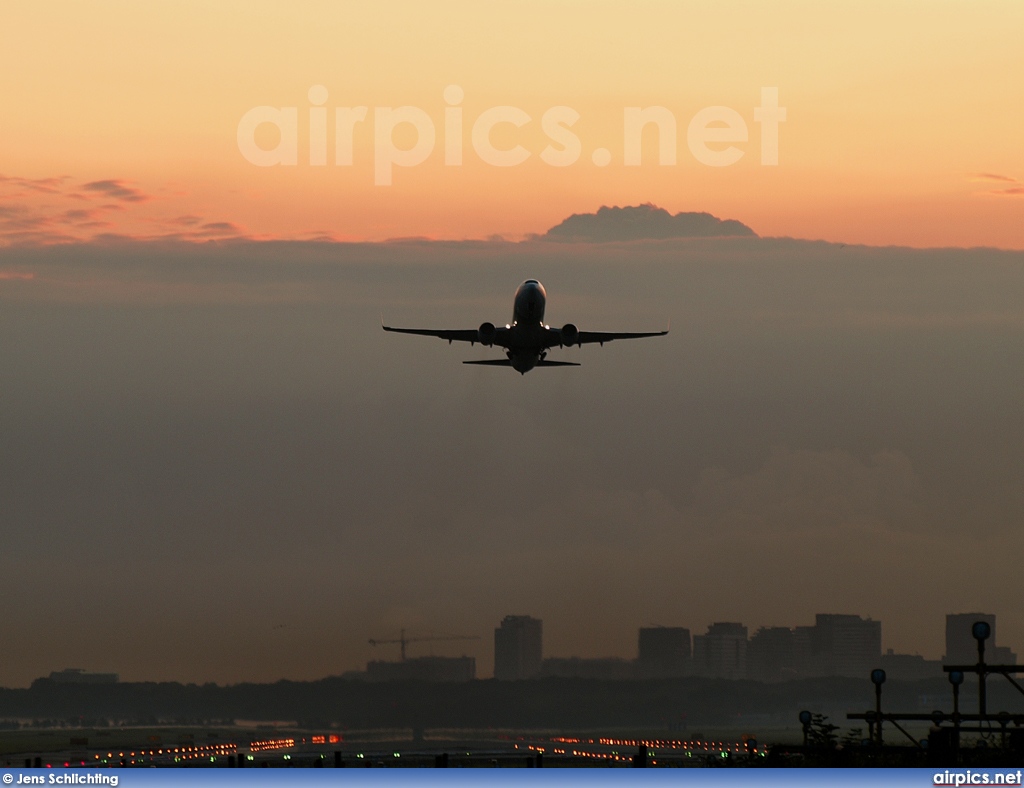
[945, 613, 997, 664]
[747, 626, 795, 682]
[494, 615, 543, 680]
[637, 626, 691, 678]
[813, 614, 881, 678]
[693, 622, 747, 679]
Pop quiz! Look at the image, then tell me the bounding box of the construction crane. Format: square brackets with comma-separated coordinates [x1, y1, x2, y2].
[368, 629, 480, 661]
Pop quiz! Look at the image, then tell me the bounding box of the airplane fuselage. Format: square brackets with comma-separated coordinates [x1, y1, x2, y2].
[506, 279, 548, 372]
[513, 279, 546, 326]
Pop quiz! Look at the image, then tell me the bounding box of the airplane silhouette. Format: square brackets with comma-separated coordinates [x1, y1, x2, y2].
[383, 280, 668, 374]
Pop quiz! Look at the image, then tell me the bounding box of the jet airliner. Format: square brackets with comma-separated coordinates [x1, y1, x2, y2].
[383, 280, 668, 374]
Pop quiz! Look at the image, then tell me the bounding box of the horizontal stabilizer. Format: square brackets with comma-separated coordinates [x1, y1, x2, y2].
[462, 359, 581, 368]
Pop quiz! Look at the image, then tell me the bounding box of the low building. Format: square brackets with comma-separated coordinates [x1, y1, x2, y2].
[879, 649, 943, 681]
[637, 627, 691, 678]
[45, 668, 119, 684]
[538, 657, 635, 680]
[366, 656, 475, 682]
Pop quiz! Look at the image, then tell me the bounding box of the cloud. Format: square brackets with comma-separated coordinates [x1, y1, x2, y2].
[81, 179, 150, 203]
[543, 204, 757, 242]
[971, 173, 1019, 183]
[0, 204, 51, 231]
[0, 197, 116, 246]
[141, 220, 248, 242]
[967, 173, 1024, 197]
[197, 221, 241, 235]
[0, 174, 68, 194]
[0, 174, 253, 246]
[60, 208, 110, 224]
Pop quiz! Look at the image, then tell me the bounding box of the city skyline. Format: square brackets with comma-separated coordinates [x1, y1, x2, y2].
[21, 610, 1017, 688]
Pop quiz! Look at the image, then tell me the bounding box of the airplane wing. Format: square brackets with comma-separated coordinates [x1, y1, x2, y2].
[463, 359, 580, 367]
[543, 327, 669, 347]
[576, 329, 668, 346]
[382, 326, 481, 344]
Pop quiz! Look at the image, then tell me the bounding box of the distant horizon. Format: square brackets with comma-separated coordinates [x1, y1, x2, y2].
[3, 237, 1024, 687]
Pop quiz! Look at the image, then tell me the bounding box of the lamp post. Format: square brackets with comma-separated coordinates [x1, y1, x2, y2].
[971, 621, 991, 718]
[870, 669, 887, 746]
[949, 670, 963, 726]
[799, 710, 812, 748]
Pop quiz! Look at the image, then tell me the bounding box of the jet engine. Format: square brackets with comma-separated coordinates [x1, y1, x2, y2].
[477, 321, 497, 346]
[560, 323, 579, 347]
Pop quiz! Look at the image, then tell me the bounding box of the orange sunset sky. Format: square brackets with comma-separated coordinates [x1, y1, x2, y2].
[1, 1, 1022, 247]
